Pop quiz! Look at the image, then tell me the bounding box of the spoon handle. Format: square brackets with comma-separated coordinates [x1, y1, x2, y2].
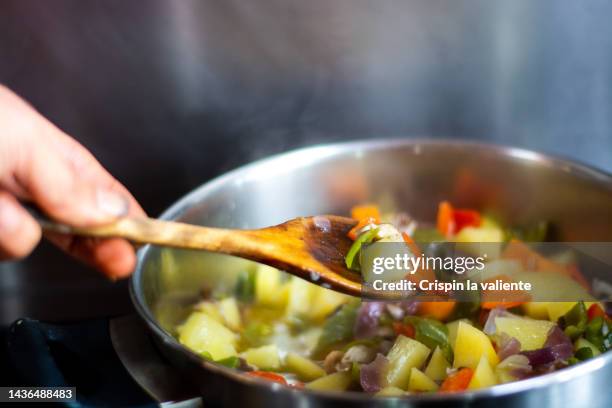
[25, 204, 244, 252]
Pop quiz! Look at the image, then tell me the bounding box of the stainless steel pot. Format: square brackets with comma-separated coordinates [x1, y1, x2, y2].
[130, 140, 612, 407]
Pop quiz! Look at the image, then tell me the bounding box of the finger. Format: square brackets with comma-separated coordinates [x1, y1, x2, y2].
[0, 191, 42, 260]
[45, 233, 136, 280]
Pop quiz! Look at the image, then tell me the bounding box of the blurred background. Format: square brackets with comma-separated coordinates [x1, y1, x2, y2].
[1, 0, 612, 325]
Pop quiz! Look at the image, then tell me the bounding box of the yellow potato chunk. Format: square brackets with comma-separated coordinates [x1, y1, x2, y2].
[307, 287, 349, 321]
[495, 317, 555, 351]
[255, 265, 287, 308]
[305, 371, 352, 391]
[284, 352, 326, 381]
[218, 297, 242, 331]
[468, 355, 498, 389]
[453, 322, 499, 369]
[386, 335, 431, 389]
[243, 344, 281, 370]
[178, 312, 237, 360]
[446, 319, 472, 351]
[408, 367, 439, 392]
[424, 346, 450, 382]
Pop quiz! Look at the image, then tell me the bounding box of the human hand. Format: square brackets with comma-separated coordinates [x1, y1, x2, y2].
[0, 85, 145, 279]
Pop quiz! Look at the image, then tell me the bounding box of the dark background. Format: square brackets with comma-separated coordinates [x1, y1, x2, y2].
[1, 0, 612, 324]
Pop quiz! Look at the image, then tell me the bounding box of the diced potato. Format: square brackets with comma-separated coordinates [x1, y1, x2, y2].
[285, 352, 326, 381]
[375, 386, 405, 397]
[468, 355, 498, 389]
[305, 371, 352, 391]
[575, 338, 601, 357]
[178, 312, 238, 360]
[453, 322, 498, 369]
[243, 344, 281, 370]
[522, 302, 549, 320]
[545, 301, 598, 323]
[495, 316, 555, 351]
[408, 367, 439, 392]
[424, 346, 450, 382]
[386, 335, 431, 389]
[285, 277, 315, 317]
[454, 226, 504, 258]
[218, 297, 242, 331]
[193, 301, 224, 323]
[255, 265, 286, 308]
[447, 319, 472, 348]
[307, 287, 349, 321]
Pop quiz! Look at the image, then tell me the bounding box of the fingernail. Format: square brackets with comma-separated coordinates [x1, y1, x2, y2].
[96, 189, 129, 218]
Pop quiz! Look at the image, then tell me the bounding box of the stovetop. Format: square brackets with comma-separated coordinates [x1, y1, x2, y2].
[3, 314, 204, 407]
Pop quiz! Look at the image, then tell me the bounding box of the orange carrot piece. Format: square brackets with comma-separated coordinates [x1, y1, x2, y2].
[440, 368, 474, 392]
[417, 300, 457, 321]
[437, 201, 456, 237]
[392, 322, 416, 338]
[350, 205, 381, 223]
[347, 216, 378, 240]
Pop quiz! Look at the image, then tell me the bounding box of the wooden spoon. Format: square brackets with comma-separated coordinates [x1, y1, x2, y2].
[33, 212, 389, 298]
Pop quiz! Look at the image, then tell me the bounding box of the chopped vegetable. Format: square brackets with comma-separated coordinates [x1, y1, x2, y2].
[587, 304, 606, 322]
[392, 322, 415, 338]
[453, 322, 498, 369]
[348, 216, 378, 240]
[385, 335, 431, 389]
[468, 355, 497, 390]
[437, 201, 456, 237]
[559, 301, 588, 340]
[360, 354, 389, 393]
[243, 344, 281, 370]
[408, 367, 439, 392]
[406, 316, 453, 363]
[424, 346, 450, 381]
[177, 312, 238, 360]
[285, 352, 326, 381]
[345, 228, 380, 271]
[440, 368, 473, 392]
[351, 205, 381, 223]
[313, 299, 360, 358]
[305, 371, 353, 391]
[418, 301, 457, 321]
[495, 316, 555, 351]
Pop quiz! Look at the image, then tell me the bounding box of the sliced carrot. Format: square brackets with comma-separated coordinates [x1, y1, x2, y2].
[587, 303, 606, 322]
[480, 274, 530, 309]
[247, 371, 288, 385]
[350, 205, 381, 223]
[437, 201, 456, 237]
[440, 368, 473, 392]
[347, 216, 378, 240]
[417, 300, 457, 321]
[392, 322, 415, 338]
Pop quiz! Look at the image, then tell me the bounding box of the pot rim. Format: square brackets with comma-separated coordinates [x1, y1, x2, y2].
[130, 138, 612, 402]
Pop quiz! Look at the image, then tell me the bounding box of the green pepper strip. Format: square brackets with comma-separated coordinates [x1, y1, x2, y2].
[405, 316, 453, 363]
[345, 228, 380, 271]
[561, 301, 587, 340]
